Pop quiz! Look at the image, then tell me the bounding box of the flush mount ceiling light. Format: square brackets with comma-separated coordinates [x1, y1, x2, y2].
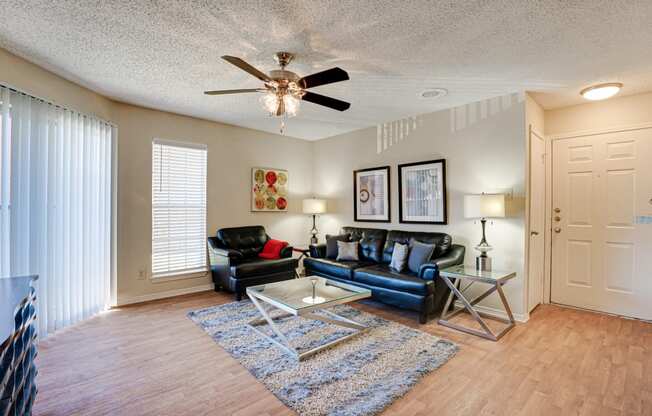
[580, 82, 623, 101]
[419, 88, 448, 99]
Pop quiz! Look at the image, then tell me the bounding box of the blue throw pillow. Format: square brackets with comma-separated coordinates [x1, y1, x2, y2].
[408, 240, 436, 274]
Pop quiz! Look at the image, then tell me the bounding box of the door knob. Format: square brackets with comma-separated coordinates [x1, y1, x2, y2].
[530, 231, 539, 236]
[554, 208, 561, 213]
[554, 227, 561, 233]
[554, 216, 561, 222]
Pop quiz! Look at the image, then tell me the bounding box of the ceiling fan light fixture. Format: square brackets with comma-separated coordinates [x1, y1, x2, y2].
[283, 94, 300, 117]
[259, 91, 301, 117]
[580, 83, 623, 101]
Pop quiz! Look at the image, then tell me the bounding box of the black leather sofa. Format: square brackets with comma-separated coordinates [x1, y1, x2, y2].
[207, 225, 299, 300]
[304, 226, 465, 323]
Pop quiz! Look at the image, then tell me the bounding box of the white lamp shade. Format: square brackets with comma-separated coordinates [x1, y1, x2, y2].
[464, 194, 506, 219]
[303, 198, 327, 214]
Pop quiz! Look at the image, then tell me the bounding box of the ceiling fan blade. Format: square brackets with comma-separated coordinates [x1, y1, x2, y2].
[298, 67, 349, 89]
[204, 88, 265, 95]
[301, 92, 350, 111]
[221, 56, 271, 82]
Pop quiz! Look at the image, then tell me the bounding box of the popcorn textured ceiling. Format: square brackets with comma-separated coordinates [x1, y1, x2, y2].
[1, 0, 652, 140]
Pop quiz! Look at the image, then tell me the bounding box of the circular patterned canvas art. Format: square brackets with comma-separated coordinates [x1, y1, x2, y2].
[252, 167, 288, 212]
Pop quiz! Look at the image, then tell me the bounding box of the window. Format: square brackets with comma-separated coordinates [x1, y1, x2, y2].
[152, 139, 207, 278]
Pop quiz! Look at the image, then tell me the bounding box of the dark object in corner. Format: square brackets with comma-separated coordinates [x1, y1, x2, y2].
[1, 275, 39, 415]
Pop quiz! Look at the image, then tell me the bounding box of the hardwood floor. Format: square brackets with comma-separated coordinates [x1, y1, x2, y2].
[33, 291, 652, 416]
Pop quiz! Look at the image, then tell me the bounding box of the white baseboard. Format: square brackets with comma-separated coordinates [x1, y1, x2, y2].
[116, 283, 215, 306]
[454, 301, 529, 323]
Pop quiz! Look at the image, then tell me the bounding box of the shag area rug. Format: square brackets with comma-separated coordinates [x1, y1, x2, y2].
[188, 301, 458, 416]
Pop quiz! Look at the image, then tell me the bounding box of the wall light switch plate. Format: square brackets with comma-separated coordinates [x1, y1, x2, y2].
[137, 269, 147, 280]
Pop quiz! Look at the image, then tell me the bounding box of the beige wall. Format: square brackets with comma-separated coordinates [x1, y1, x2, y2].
[312, 102, 528, 318]
[546, 91, 652, 136]
[1, 48, 314, 304]
[113, 103, 313, 303]
[525, 93, 545, 135]
[0, 48, 113, 121]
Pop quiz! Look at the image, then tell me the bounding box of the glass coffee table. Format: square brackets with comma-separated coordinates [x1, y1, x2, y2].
[246, 276, 371, 361]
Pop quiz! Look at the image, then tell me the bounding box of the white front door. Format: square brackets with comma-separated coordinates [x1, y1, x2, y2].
[551, 128, 652, 320]
[528, 129, 546, 312]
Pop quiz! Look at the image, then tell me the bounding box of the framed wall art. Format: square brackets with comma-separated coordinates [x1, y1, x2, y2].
[398, 159, 447, 224]
[252, 167, 288, 212]
[353, 166, 391, 222]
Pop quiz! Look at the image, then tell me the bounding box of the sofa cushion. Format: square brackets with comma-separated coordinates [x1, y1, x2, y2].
[389, 242, 409, 272]
[303, 257, 373, 280]
[336, 241, 359, 261]
[217, 225, 268, 258]
[353, 264, 433, 296]
[382, 230, 452, 263]
[408, 240, 436, 274]
[230, 257, 298, 279]
[325, 233, 350, 259]
[342, 227, 387, 263]
[258, 239, 288, 259]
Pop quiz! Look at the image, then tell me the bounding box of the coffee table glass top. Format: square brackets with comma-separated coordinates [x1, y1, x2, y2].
[247, 277, 371, 313]
[440, 265, 516, 282]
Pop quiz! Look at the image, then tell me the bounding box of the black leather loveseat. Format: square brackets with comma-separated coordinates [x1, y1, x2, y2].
[304, 226, 465, 323]
[207, 226, 299, 300]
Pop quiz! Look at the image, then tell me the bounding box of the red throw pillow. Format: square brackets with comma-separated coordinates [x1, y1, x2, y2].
[258, 239, 289, 259]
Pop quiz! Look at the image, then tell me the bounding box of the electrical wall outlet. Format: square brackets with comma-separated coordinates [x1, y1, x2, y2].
[137, 269, 147, 280]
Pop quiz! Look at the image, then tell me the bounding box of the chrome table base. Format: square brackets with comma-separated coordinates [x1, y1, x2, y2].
[438, 276, 515, 341]
[247, 294, 368, 361]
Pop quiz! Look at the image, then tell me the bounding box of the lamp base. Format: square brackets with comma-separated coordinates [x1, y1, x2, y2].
[476, 255, 492, 272]
[309, 214, 318, 245]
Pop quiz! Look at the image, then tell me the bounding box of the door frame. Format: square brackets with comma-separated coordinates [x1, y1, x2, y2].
[543, 122, 652, 305]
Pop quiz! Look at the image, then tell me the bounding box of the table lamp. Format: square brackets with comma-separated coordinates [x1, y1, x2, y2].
[464, 193, 505, 271]
[302, 198, 327, 244]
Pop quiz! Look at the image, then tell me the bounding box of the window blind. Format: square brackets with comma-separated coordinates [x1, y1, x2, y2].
[152, 139, 207, 277]
[1, 85, 114, 338]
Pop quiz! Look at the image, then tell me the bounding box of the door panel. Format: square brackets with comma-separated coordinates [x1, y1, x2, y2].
[527, 130, 546, 312]
[551, 129, 652, 320]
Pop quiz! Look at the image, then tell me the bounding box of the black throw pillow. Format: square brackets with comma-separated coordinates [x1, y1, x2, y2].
[408, 240, 436, 274]
[325, 234, 350, 259]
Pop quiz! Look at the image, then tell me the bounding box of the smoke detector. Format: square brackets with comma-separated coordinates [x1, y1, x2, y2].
[419, 88, 448, 99]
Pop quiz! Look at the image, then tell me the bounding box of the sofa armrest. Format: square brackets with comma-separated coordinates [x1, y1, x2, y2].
[207, 237, 244, 261]
[309, 244, 327, 258]
[280, 245, 293, 258]
[418, 244, 465, 279]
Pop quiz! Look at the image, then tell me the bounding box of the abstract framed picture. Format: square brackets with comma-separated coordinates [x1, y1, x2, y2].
[353, 166, 391, 222]
[398, 159, 447, 224]
[251, 167, 288, 212]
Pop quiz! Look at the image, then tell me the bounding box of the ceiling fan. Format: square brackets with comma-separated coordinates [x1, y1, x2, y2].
[204, 52, 351, 128]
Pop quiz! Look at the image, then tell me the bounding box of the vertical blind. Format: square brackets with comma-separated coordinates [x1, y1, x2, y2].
[152, 139, 207, 277]
[0, 86, 114, 338]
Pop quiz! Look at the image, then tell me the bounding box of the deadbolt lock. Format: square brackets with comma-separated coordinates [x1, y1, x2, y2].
[554, 216, 561, 222]
[554, 208, 561, 213]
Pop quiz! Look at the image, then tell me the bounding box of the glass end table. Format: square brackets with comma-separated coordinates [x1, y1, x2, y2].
[246, 276, 371, 360]
[438, 265, 516, 341]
